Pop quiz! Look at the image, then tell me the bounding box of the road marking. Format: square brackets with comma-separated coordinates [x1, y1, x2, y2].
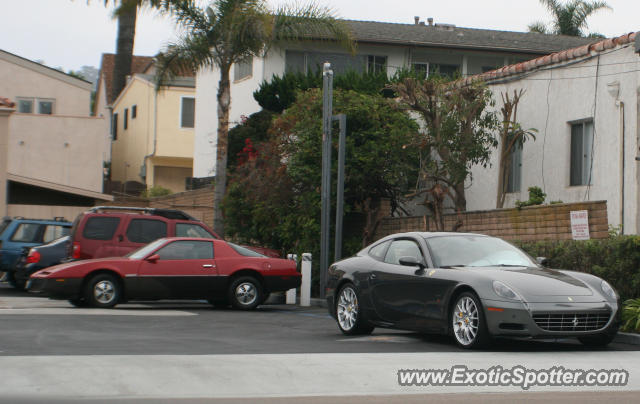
[0, 308, 197, 316]
[1, 352, 639, 399]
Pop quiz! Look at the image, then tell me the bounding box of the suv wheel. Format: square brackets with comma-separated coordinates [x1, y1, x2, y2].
[228, 276, 262, 310]
[84, 274, 121, 308]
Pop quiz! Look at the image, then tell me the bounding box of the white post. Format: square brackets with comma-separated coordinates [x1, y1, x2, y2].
[285, 254, 298, 304]
[300, 253, 312, 307]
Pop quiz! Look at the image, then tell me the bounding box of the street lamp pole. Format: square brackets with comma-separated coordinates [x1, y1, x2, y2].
[320, 62, 333, 299]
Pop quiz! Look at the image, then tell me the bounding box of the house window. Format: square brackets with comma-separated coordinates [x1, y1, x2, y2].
[285, 50, 367, 75]
[234, 56, 253, 81]
[570, 120, 594, 186]
[181, 97, 195, 128]
[131, 105, 137, 119]
[112, 113, 118, 140]
[124, 108, 128, 130]
[17, 98, 34, 113]
[38, 99, 54, 114]
[367, 55, 387, 74]
[429, 63, 460, 78]
[411, 63, 429, 79]
[506, 143, 522, 193]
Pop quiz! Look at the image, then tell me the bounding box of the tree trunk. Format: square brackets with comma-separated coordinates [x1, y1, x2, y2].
[112, 7, 137, 103]
[453, 182, 467, 212]
[213, 66, 232, 236]
[496, 146, 508, 209]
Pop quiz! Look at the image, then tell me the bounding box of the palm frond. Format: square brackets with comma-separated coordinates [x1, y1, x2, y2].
[528, 21, 549, 34]
[154, 33, 216, 90]
[573, 0, 612, 32]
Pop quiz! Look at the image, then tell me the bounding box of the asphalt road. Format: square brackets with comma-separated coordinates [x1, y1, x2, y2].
[1, 282, 639, 402]
[0, 283, 637, 356]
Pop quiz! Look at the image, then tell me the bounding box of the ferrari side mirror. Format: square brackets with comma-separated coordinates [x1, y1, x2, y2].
[536, 257, 548, 266]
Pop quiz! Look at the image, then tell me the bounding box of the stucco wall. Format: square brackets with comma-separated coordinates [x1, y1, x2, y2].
[0, 54, 91, 116]
[466, 45, 640, 233]
[110, 76, 194, 188]
[7, 114, 108, 193]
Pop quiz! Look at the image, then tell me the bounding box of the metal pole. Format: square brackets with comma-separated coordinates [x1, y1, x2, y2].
[333, 114, 346, 262]
[320, 62, 333, 299]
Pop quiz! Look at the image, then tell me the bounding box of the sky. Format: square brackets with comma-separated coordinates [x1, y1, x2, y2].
[1, 0, 638, 72]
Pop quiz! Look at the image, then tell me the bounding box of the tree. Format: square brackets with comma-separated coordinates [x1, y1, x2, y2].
[224, 89, 420, 255]
[528, 0, 611, 37]
[96, 1, 188, 102]
[155, 0, 354, 236]
[392, 77, 499, 231]
[496, 90, 537, 209]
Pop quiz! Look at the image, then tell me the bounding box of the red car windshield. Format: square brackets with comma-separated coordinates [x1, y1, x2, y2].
[127, 239, 167, 259]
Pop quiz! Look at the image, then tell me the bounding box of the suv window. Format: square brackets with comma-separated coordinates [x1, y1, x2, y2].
[175, 223, 214, 238]
[369, 240, 390, 260]
[0, 219, 11, 236]
[384, 239, 423, 266]
[43, 225, 70, 243]
[11, 223, 42, 243]
[83, 217, 121, 240]
[126, 219, 167, 244]
[156, 240, 213, 260]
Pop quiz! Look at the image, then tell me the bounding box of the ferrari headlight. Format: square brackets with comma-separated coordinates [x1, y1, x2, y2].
[601, 280, 617, 300]
[493, 281, 520, 301]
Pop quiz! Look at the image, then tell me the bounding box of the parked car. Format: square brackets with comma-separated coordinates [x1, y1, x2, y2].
[67, 206, 280, 260]
[12, 236, 71, 290]
[28, 237, 300, 309]
[0, 216, 71, 288]
[326, 232, 620, 349]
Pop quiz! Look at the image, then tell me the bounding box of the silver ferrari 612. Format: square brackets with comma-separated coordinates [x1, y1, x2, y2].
[326, 232, 619, 349]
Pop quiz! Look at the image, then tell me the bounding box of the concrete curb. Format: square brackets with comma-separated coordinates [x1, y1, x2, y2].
[615, 332, 640, 345]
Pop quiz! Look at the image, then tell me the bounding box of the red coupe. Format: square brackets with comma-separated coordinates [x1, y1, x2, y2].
[28, 237, 300, 310]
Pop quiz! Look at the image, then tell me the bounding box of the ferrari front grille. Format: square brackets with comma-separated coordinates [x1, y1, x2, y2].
[532, 311, 610, 332]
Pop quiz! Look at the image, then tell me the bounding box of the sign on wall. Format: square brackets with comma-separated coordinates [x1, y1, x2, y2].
[570, 210, 590, 240]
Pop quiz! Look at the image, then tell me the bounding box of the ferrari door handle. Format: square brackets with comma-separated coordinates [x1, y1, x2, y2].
[202, 264, 214, 268]
[370, 273, 377, 279]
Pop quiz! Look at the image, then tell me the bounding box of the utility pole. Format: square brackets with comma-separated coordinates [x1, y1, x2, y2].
[320, 62, 333, 299]
[333, 114, 346, 262]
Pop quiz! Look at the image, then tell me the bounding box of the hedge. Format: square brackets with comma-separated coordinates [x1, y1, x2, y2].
[517, 236, 640, 302]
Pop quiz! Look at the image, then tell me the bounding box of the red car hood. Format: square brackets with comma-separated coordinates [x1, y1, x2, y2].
[33, 257, 132, 277]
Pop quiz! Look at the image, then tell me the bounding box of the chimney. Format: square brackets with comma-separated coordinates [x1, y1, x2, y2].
[414, 16, 420, 25]
[427, 17, 434, 26]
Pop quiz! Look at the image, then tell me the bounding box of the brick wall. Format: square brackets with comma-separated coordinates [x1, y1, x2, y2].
[374, 200, 608, 241]
[103, 186, 215, 228]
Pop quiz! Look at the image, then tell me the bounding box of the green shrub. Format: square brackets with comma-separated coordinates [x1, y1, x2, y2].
[622, 298, 640, 333]
[141, 186, 172, 198]
[515, 186, 546, 208]
[517, 235, 640, 302]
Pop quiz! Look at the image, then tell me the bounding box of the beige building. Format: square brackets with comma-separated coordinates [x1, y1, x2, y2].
[0, 49, 112, 218]
[110, 73, 195, 193]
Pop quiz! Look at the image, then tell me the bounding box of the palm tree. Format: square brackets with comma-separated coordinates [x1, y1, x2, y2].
[528, 0, 611, 37]
[98, 1, 189, 102]
[155, 0, 354, 236]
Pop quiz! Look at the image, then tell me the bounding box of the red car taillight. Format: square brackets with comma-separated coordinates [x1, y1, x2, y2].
[26, 250, 41, 264]
[72, 242, 81, 259]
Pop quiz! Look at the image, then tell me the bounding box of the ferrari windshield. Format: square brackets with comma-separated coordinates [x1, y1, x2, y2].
[126, 238, 167, 259]
[425, 235, 536, 268]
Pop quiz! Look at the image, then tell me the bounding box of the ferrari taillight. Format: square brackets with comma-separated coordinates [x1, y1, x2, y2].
[26, 250, 41, 264]
[72, 242, 81, 259]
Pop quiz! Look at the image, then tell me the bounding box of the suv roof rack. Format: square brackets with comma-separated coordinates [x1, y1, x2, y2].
[89, 206, 198, 221]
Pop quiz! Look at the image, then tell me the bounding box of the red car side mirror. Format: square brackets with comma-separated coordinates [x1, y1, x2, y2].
[146, 254, 160, 263]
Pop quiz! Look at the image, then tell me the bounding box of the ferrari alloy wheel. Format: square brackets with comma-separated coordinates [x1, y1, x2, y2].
[228, 276, 262, 310]
[451, 292, 489, 349]
[84, 274, 121, 308]
[336, 284, 374, 335]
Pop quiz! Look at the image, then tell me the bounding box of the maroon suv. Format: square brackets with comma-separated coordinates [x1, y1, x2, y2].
[68, 206, 279, 260]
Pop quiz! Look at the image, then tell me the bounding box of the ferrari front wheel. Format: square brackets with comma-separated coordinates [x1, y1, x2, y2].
[450, 292, 490, 349]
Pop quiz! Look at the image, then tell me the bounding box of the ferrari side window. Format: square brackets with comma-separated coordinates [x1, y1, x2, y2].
[384, 239, 423, 266]
[368, 240, 390, 260]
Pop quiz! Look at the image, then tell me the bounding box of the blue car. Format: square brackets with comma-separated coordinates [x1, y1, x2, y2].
[0, 216, 72, 289]
[13, 236, 71, 290]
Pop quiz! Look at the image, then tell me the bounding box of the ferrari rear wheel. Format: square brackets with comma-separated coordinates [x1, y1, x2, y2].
[84, 274, 121, 308]
[451, 292, 490, 349]
[336, 284, 374, 335]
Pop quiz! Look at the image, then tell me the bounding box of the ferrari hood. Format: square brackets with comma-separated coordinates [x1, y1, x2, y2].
[471, 266, 596, 298]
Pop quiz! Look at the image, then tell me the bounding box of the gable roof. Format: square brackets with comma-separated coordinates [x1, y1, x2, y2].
[0, 49, 92, 89]
[457, 31, 638, 86]
[345, 20, 597, 54]
[95, 53, 155, 110]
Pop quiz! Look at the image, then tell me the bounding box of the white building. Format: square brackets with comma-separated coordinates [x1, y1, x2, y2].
[194, 19, 594, 177]
[464, 32, 640, 233]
